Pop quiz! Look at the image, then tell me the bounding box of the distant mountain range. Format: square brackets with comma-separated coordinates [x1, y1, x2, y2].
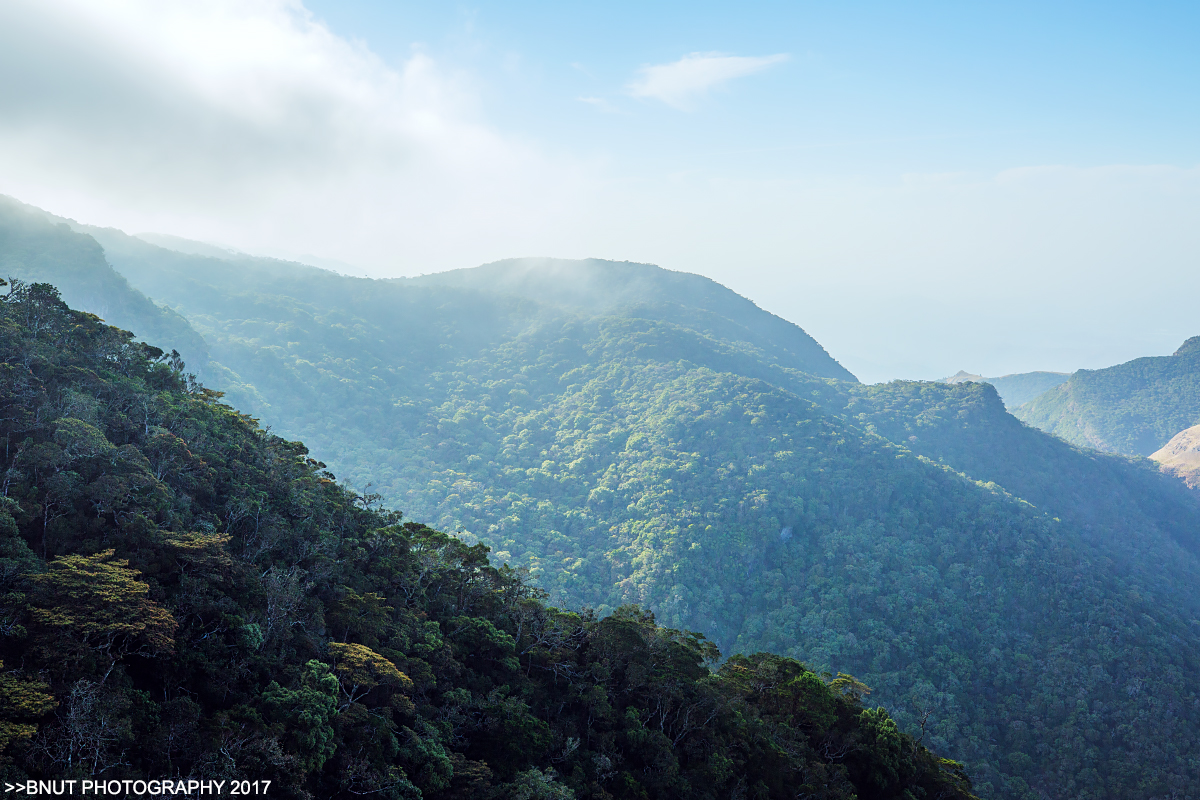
[939, 370, 1069, 408]
[6, 194, 1200, 798]
[1014, 337, 1200, 456]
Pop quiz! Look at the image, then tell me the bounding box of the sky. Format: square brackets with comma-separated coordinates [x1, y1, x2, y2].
[0, 0, 1197, 382]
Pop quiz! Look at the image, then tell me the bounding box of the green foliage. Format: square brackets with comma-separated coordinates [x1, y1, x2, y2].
[842, 379, 1200, 552]
[8, 205, 1200, 797]
[261, 660, 340, 772]
[0, 195, 208, 371]
[29, 549, 178, 676]
[0, 281, 972, 797]
[1014, 335, 1200, 455]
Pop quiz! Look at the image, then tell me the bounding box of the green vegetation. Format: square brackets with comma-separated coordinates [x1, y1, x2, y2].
[7, 200, 1200, 798]
[1014, 337, 1200, 455]
[941, 371, 1069, 409]
[842, 379, 1200, 549]
[0, 196, 208, 371]
[0, 279, 975, 798]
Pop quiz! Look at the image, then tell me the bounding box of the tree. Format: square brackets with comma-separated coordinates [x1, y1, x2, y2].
[0, 661, 55, 754]
[327, 642, 412, 709]
[261, 660, 340, 772]
[29, 550, 176, 681]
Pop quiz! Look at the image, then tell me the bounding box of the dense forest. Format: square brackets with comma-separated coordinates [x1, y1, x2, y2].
[1014, 336, 1200, 455]
[6, 196, 1200, 798]
[0, 280, 978, 798]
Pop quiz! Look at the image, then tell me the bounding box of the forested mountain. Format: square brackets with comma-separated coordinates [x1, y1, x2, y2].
[0, 280, 977, 799]
[402, 258, 855, 382]
[841, 380, 1200, 543]
[1014, 337, 1200, 455]
[940, 371, 1068, 409]
[6, 198, 1200, 798]
[0, 197, 208, 371]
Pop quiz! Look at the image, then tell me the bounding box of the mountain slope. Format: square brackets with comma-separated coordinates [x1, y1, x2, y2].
[1151, 423, 1200, 491]
[1014, 337, 1200, 455]
[941, 370, 1069, 408]
[403, 257, 856, 382]
[0, 196, 209, 371]
[842, 379, 1200, 551]
[0, 280, 976, 799]
[7, 202, 1200, 798]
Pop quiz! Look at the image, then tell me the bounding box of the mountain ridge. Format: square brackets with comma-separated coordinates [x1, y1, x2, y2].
[940, 370, 1070, 408]
[1014, 337, 1200, 455]
[5, 197, 1200, 797]
[402, 257, 856, 383]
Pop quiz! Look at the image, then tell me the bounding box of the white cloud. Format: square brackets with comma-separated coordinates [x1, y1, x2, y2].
[627, 52, 789, 110]
[0, 0, 590, 273]
[0, 2, 1195, 383]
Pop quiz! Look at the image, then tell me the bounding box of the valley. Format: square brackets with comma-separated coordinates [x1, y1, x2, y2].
[3, 196, 1200, 798]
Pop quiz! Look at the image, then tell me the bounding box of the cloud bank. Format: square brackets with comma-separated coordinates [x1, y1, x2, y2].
[0, 2, 1196, 381]
[627, 52, 789, 110]
[0, 0, 587, 272]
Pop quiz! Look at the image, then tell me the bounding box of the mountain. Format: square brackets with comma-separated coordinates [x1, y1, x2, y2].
[135, 231, 248, 260]
[403, 258, 856, 383]
[1014, 337, 1200, 455]
[7, 198, 1200, 798]
[0, 196, 209, 371]
[0, 280, 976, 799]
[1151, 424, 1200, 491]
[941, 370, 1069, 408]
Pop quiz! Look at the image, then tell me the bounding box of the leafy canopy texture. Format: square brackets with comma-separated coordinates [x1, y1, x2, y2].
[0, 280, 975, 798]
[7, 203, 1200, 798]
[1014, 335, 1200, 455]
[30, 549, 176, 674]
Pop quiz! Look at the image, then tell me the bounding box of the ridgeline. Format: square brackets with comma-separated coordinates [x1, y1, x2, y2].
[0, 280, 975, 798]
[1015, 337, 1200, 456]
[5, 196, 1200, 798]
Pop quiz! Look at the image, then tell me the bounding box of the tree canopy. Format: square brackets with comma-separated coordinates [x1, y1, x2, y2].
[5, 201, 1200, 798]
[0, 280, 976, 798]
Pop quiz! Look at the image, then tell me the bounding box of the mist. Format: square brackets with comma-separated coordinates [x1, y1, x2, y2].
[0, 0, 1196, 382]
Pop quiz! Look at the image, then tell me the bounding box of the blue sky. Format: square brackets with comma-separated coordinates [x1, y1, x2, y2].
[0, 1, 1196, 381]
[306, 0, 1198, 171]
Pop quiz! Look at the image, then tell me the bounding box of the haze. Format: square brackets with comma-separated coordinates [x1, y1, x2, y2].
[0, 0, 1196, 383]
